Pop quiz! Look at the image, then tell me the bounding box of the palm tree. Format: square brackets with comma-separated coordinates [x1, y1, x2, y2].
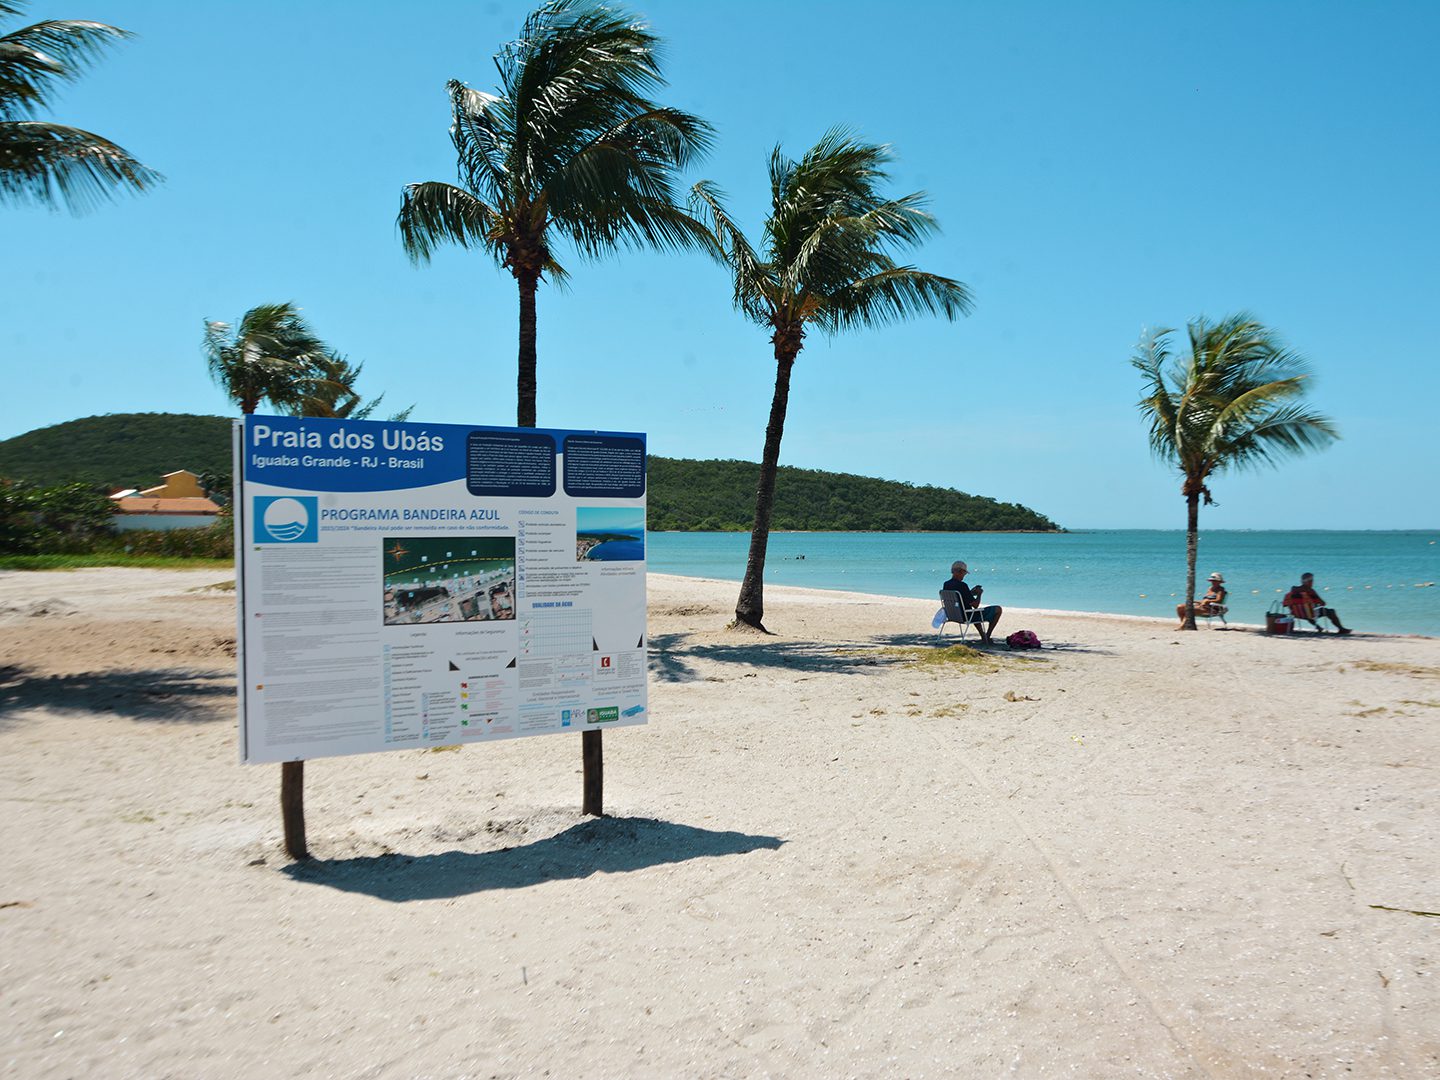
[691, 130, 973, 631]
[203, 302, 329, 415]
[1133, 314, 1339, 630]
[397, 0, 711, 428]
[0, 1, 160, 211]
[283, 352, 414, 422]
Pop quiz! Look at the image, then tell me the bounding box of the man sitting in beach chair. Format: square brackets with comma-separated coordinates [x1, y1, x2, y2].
[940, 560, 1003, 644]
[1283, 572, 1353, 634]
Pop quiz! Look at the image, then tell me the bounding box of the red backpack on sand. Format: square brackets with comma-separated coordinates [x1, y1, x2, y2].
[1006, 630, 1042, 650]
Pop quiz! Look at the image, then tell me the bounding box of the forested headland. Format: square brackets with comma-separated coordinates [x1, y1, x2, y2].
[0, 414, 1059, 532]
[648, 457, 1058, 532]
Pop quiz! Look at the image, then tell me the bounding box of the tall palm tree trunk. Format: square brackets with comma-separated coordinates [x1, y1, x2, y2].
[516, 274, 539, 428]
[509, 266, 600, 811]
[1181, 490, 1200, 631]
[735, 349, 798, 630]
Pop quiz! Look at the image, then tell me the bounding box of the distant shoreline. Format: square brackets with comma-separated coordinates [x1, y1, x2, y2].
[647, 528, 1066, 535]
[646, 527, 1436, 535]
[645, 572, 1437, 639]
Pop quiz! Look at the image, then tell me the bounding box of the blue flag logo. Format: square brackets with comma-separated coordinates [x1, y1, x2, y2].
[254, 496, 318, 543]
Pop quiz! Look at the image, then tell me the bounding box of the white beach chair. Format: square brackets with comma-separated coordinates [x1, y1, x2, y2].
[1198, 603, 1228, 628]
[938, 590, 984, 641]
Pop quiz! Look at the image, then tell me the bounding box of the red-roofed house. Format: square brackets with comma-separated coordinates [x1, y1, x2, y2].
[110, 470, 222, 532]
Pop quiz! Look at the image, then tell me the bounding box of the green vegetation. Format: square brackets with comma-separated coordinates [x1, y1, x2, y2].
[691, 131, 973, 629]
[1134, 314, 1337, 628]
[0, 479, 113, 551]
[203, 302, 331, 416]
[0, 475, 235, 559]
[0, 2, 161, 212]
[202, 303, 409, 421]
[0, 413, 233, 488]
[0, 413, 1057, 535]
[649, 457, 1056, 532]
[871, 646, 999, 670]
[0, 553, 230, 570]
[284, 352, 412, 422]
[97, 518, 233, 559]
[398, 0, 711, 428]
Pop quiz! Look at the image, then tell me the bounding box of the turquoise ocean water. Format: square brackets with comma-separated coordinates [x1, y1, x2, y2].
[647, 531, 1440, 637]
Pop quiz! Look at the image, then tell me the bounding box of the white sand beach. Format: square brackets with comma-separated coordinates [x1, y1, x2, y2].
[2, 568, 1437, 1078]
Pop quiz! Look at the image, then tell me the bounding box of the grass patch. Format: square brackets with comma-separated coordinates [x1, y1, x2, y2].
[0, 554, 233, 571]
[872, 645, 1002, 671]
[425, 744, 463, 753]
[929, 704, 970, 718]
[1352, 661, 1440, 679]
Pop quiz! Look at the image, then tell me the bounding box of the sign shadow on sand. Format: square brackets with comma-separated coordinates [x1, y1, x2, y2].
[282, 816, 784, 901]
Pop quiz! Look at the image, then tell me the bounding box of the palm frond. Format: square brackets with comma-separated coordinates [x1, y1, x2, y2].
[547, 117, 710, 257]
[0, 119, 159, 210]
[503, 1, 669, 186]
[1131, 327, 1182, 462]
[689, 179, 769, 315]
[0, 16, 130, 118]
[447, 79, 510, 205]
[819, 266, 973, 333]
[703, 129, 969, 347]
[1132, 315, 1338, 490]
[401, 0, 710, 288]
[397, 180, 499, 264]
[1216, 403, 1339, 472]
[203, 303, 331, 414]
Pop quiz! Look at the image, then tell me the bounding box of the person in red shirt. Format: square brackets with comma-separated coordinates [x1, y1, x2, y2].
[1284, 572, 1352, 634]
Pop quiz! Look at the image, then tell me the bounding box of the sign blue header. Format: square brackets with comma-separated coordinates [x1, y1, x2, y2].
[241, 415, 646, 496]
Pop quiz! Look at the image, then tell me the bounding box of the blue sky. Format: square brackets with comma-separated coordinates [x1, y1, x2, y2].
[2, 0, 1436, 529]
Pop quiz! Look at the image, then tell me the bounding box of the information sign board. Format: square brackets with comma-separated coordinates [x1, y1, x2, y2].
[235, 415, 647, 764]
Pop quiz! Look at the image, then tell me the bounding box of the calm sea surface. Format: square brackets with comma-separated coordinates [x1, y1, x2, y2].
[647, 531, 1440, 637]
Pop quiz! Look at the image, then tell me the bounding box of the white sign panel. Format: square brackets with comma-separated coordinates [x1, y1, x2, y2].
[236, 415, 647, 764]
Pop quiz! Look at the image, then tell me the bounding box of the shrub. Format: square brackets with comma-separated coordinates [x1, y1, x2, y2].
[107, 519, 234, 559]
[0, 480, 116, 554]
[0, 478, 235, 559]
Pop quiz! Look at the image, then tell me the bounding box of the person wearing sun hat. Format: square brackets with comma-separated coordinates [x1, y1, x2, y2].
[1177, 572, 1228, 628]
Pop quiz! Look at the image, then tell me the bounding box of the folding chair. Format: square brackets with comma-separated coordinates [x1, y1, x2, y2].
[1287, 601, 1329, 633]
[938, 590, 984, 641]
[1198, 603, 1229, 628]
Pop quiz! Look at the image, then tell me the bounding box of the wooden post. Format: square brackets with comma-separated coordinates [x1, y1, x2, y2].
[281, 760, 308, 859]
[582, 730, 603, 816]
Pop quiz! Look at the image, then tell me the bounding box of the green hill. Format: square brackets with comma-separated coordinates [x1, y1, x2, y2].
[0, 413, 1059, 531]
[647, 457, 1058, 532]
[0, 413, 234, 489]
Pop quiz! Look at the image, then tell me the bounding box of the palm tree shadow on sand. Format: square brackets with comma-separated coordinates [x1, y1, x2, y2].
[0, 665, 233, 731]
[282, 816, 784, 902]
